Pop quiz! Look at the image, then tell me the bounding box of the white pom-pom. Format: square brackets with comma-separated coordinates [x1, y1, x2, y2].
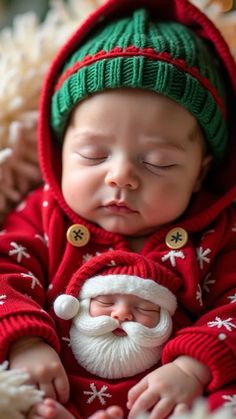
[54, 294, 79, 320]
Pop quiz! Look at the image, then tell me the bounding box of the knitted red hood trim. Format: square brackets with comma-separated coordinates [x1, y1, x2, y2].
[38, 0, 236, 234]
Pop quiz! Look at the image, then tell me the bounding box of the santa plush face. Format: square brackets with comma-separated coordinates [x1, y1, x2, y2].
[54, 273, 177, 379]
[69, 279, 176, 378]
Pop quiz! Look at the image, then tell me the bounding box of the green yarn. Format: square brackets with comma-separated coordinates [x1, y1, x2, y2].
[51, 8, 228, 159]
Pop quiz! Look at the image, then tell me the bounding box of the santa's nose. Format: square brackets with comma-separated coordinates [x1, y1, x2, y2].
[110, 304, 133, 323]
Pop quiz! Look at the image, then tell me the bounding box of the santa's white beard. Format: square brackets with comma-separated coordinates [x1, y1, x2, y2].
[70, 300, 173, 379]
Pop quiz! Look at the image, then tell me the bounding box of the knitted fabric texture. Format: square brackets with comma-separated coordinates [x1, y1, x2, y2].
[51, 8, 228, 159]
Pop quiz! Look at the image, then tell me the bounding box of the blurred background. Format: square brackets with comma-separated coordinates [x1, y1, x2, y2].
[0, 0, 50, 28]
[0, 0, 235, 29]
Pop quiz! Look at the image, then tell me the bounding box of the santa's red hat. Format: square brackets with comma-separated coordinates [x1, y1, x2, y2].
[54, 250, 179, 320]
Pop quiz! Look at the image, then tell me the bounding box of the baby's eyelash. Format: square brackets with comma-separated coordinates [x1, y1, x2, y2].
[79, 154, 106, 160]
[137, 307, 159, 312]
[143, 161, 176, 169]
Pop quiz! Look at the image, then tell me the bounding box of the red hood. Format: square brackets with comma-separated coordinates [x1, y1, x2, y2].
[38, 0, 236, 233]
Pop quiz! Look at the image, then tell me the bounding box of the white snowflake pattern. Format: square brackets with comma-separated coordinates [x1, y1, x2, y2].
[0, 295, 6, 305]
[83, 251, 101, 263]
[222, 394, 236, 408]
[227, 294, 236, 303]
[202, 272, 215, 293]
[196, 284, 203, 306]
[35, 233, 49, 247]
[84, 383, 112, 406]
[20, 271, 42, 289]
[161, 250, 185, 267]
[82, 248, 114, 263]
[9, 242, 30, 263]
[196, 247, 211, 270]
[208, 316, 236, 332]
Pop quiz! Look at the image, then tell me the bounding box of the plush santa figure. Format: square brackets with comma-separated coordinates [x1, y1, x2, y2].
[54, 251, 178, 380]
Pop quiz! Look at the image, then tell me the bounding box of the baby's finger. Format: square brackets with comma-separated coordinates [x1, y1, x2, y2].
[149, 397, 174, 419]
[127, 378, 148, 408]
[128, 390, 159, 419]
[28, 401, 54, 418]
[39, 380, 57, 400]
[54, 370, 70, 403]
[88, 406, 123, 419]
[172, 402, 189, 416]
[106, 405, 124, 418]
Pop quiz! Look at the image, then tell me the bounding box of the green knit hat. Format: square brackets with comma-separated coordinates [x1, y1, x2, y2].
[51, 8, 228, 159]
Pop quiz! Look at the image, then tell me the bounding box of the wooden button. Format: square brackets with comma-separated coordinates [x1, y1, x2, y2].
[165, 227, 188, 249]
[66, 224, 90, 247]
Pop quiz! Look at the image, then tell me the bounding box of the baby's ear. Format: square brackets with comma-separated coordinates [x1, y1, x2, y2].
[193, 154, 213, 193]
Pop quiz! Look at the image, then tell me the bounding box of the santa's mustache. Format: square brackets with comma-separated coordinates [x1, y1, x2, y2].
[73, 299, 172, 347]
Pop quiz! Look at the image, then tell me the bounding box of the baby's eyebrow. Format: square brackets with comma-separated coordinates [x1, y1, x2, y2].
[73, 130, 115, 142]
[141, 136, 186, 152]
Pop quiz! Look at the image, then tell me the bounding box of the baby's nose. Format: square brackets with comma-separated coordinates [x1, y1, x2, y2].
[110, 305, 133, 323]
[105, 158, 139, 190]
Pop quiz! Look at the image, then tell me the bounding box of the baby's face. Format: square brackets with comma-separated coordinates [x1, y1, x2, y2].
[61, 88, 210, 236]
[90, 293, 160, 328]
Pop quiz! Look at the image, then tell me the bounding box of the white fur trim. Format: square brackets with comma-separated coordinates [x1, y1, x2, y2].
[54, 294, 80, 320]
[80, 274, 177, 315]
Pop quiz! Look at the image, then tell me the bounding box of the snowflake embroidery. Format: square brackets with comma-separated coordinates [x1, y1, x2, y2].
[196, 284, 203, 306]
[0, 295, 6, 305]
[20, 271, 42, 289]
[161, 250, 185, 267]
[84, 383, 112, 406]
[9, 242, 30, 263]
[227, 294, 236, 303]
[83, 248, 114, 263]
[202, 272, 215, 293]
[35, 233, 49, 247]
[196, 247, 211, 270]
[208, 316, 236, 332]
[222, 394, 236, 408]
[83, 252, 101, 263]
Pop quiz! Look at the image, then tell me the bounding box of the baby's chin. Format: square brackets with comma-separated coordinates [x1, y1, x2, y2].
[98, 222, 159, 237]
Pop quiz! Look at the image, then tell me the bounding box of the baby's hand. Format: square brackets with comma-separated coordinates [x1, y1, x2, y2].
[28, 399, 123, 419]
[88, 406, 124, 419]
[127, 357, 210, 419]
[9, 337, 70, 404]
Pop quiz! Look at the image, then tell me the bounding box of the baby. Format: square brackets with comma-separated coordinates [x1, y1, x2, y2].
[1, 0, 236, 418]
